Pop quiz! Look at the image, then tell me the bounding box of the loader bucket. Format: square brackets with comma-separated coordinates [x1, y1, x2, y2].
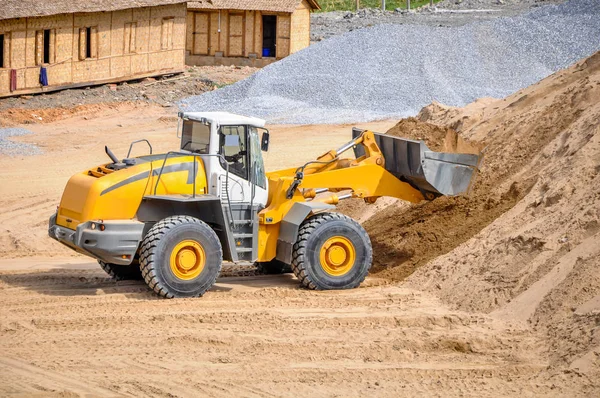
[352, 128, 483, 198]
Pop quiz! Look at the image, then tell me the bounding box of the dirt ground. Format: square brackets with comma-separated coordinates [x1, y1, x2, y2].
[0, 65, 258, 127]
[0, 264, 554, 397]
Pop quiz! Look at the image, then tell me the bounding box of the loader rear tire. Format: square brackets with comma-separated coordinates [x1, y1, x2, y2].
[291, 212, 372, 290]
[139, 216, 222, 298]
[99, 260, 142, 281]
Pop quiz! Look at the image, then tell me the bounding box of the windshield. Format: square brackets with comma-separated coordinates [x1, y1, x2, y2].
[181, 119, 210, 153]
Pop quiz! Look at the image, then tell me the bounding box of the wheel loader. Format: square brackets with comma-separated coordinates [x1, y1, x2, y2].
[48, 112, 481, 298]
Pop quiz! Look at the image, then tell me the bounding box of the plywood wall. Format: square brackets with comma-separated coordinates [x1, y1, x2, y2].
[276, 14, 291, 59]
[0, 3, 186, 97]
[73, 11, 111, 84]
[228, 13, 244, 57]
[0, 18, 27, 94]
[290, 0, 311, 54]
[245, 11, 255, 56]
[209, 12, 220, 56]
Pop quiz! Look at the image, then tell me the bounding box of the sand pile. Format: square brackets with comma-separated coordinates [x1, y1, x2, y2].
[365, 51, 600, 385]
[386, 117, 482, 154]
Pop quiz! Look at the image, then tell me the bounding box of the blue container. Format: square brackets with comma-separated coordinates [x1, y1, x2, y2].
[262, 48, 271, 57]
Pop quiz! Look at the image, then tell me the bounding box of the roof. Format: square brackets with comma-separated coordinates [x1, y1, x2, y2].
[183, 111, 266, 128]
[0, 0, 186, 21]
[188, 0, 321, 13]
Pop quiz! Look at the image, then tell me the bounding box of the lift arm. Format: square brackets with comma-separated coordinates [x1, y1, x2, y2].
[256, 131, 425, 262]
[269, 130, 424, 209]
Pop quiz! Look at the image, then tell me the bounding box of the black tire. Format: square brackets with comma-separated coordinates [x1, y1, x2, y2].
[291, 212, 372, 290]
[139, 216, 222, 298]
[99, 260, 142, 281]
[255, 259, 293, 275]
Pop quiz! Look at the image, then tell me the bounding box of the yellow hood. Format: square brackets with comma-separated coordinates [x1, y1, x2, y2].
[56, 154, 207, 230]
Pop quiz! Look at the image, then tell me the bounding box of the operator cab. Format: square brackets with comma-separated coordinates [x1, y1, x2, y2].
[179, 111, 270, 207]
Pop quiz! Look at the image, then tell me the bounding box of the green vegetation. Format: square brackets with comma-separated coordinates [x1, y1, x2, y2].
[317, 0, 443, 12]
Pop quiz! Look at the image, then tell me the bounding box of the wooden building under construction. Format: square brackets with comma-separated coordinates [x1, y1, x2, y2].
[186, 0, 320, 67]
[0, 0, 187, 97]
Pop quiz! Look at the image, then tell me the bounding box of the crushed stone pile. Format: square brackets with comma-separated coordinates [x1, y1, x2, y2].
[435, 0, 560, 10]
[180, 0, 600, 124]
[311, 0, 564, 41]
[0, 128, 41, 156]
[360, 50, 600, 388]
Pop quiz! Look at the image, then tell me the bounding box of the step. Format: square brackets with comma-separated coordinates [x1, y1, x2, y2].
[232, 219, 253, 225]
[235, 248, 253, 253]
[233, 233, 254, 239]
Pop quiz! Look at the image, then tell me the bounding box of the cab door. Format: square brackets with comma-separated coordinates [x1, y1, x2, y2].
[248, 126, 268, 206]
[217, 125, 268, 207]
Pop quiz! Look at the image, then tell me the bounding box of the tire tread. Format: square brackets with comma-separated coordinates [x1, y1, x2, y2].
[139, 215, 222, 299]
[99, 260, 142, 281]
[291, 212, 372, 290]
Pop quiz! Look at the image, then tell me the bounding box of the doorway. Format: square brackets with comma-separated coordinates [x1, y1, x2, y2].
[262, 15, 276, 58]
[43, 29, 51, 64]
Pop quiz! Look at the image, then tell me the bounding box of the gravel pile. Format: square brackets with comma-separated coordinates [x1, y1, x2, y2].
[180, 0, 600, 125]
[311, 0, 565, 40]
[0, 128, 42, 156]
[435, 0, 553, 10]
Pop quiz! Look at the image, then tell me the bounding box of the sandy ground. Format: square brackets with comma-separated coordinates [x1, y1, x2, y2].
[0, 263, 554, 397]
[0, 103, 557, 397]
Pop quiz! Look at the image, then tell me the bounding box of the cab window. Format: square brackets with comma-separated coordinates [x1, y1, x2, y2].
[219, 125, 247, 179]
[181, 120, 210, 153]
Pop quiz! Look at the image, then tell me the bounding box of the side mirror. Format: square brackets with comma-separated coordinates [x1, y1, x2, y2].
[261, 131, 270, 152]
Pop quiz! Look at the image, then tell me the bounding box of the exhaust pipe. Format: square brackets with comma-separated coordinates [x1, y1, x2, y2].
[105, 146, 120, 164]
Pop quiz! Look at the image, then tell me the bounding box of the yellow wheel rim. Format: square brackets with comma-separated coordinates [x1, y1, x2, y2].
[169, 240, 206, 280]
[319, 236, 356, 277]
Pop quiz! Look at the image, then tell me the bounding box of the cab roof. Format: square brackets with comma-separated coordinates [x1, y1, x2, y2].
[183, 111, 266, 128]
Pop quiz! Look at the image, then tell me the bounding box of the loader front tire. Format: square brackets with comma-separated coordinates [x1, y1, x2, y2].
[291, 212, 372, 290]
[99, 260, 142, 281]
[139, 216, 222, 298]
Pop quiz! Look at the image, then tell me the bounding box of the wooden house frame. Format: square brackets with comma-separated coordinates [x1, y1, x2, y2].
[186, 0, 320, 67]
[0, 0, 187, 97]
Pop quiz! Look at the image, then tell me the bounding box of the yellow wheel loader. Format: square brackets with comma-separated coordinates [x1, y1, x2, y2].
[48, 112, 481, 298]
